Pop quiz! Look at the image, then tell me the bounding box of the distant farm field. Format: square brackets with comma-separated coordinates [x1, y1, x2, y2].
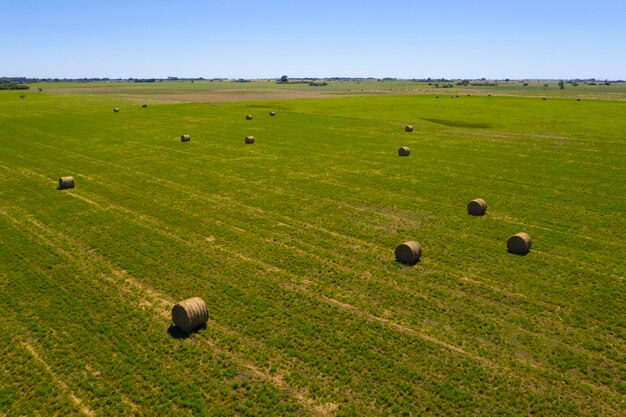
[1, 86, 625, 416]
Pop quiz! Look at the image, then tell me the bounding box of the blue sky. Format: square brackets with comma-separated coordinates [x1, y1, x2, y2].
[2, 0, 625, 79]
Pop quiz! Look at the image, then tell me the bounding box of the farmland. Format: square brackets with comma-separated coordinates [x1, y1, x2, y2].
[1, 82, 625, 416]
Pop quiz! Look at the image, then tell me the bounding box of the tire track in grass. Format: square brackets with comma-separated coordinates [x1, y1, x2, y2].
[17, 338, 95, 417]
[137, 168, 626, 286]
[1, 204, 537, 413]
[9, 163, 626, 363]
[75, 195, 626, 404]
[130, 184, 626, 373]
[6, 175, 625, 414]
[10, 165, 626, 378]
[47, 185, 626, 399]
[0, 209, 338, 416]
[8, 194, 624, 412]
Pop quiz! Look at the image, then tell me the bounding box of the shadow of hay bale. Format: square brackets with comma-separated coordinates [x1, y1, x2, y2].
[167, 323, 207, 339]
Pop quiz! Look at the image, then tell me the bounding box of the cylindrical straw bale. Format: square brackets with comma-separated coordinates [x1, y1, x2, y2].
[405, 125, 414, 132]
[181, 134, 191, 142]
[398, 147, 411, 156]
[172, 297, 208, 333]
[395, 240, 422, 265]
[245, 136, 255, 144]
[58, 176, 75, 189]
[269, 111, 276, 116]
[113, 107, 119, 112]
[467, 198, 488, 215]
[246, 114, 253, 120]
[507, 233, 532, 254]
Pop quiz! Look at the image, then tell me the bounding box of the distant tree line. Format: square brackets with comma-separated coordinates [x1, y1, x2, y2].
[469, 82, 498, 87]
[1, 76, 623, 86]
[0, 81, 29, 90]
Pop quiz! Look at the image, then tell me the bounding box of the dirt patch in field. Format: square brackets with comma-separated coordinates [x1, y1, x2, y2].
[45, 85, 439, 103]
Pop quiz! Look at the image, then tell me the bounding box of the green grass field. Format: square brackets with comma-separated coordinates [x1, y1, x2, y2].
[1, 85, 625, 416]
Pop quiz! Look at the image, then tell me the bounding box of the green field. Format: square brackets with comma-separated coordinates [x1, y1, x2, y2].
[1, 85, 625, 416]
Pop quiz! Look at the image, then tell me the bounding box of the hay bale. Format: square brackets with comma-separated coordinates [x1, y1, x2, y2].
[181, 134, 191, 142]
[269, 111, 276, 116]
[405, 125, 414, 132]
[246, 114, 253, 120]
[172, 297, 208, 333]
[507, 232, 532, 254]
[467, 198, 487, 216]
[395, 241, 422, 265]
[245, 136, 255, 144]
[58, 176, 75, 189]
[113, 107, 119, 112]
[398, 147, 410, 156]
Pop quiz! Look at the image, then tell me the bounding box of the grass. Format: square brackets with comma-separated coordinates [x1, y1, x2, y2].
[0, 86, 625, 416]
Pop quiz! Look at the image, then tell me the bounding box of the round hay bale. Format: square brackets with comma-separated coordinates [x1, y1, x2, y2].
[246, 114, 253, 120]
[113, 107, 119, 112]
[467, 198, 487, 216]
[405, 125, 414, 132]
[395, 241, 422, 265]
[398, 147, 410, 156]
[245, 136, 255, 144]
[269, 111, 276, 116]
[142, 104, 148, 108]
[58, 176, 75, 189]
[172, 297, 208, 333]
[507, 232, 532, 255]
[181, 134, 191, 142]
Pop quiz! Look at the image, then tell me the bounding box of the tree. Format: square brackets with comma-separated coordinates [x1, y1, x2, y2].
[558, 80, 565, 90]
[19, 94, 25, 99]
[543, 83, 549, 88]
[280, 75, 288, 83]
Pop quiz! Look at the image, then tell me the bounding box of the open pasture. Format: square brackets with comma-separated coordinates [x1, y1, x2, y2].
[1, 88, 625, 416]
[36, 79, 626, 103]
